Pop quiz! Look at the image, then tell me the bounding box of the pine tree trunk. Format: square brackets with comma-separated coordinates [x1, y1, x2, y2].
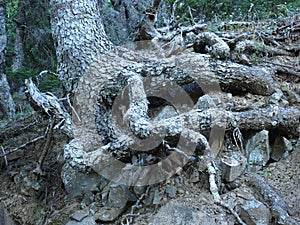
[50, 0, 113, 93]
[0, 0, 15, 120]
[12, 0, 26, 72]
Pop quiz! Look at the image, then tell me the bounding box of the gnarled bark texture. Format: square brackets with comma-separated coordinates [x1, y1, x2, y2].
[0, 0, 15, 120]
[12, 0, 26, 72]
[50, 0, 113, 92]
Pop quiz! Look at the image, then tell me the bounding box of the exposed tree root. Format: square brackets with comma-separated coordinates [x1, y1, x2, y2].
[247, 174, 300, 225]
[22, 15, 300, 224]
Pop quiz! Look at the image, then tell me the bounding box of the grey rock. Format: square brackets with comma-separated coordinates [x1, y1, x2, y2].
[218, 152, 247, 182]
[286, 90, 300, 104]
[153, 189, 162, 205]
[189, 168, 200, 183]
[133, 185, 145, 196]
[245, 130, 270, 172]
[70, 208, 90, 222]
[166, 185, 176, 198]
[149, 201, 217, 225]
[94, 207, 126, 222]
[66, 216, 97, 225]
[107, 184, 132, 208]
[240, 199, 271, 225]
[153, 105, 177, 121]
[194, 94, 216, 110]
[271, 90, 283, 102]
[271, 136, 293, 161]
[194, 32, 230, 59]
[227, 93, 233, 99]
[61, 163, 101, 197]
[144, 187, 158, 206]
[0, 202, 15, 225]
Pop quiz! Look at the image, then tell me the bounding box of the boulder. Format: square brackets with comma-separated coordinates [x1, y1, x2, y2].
[245, 130, 270, 172]
[240, 199, 271, 225]
[270, 136, 293, 161]
[149, 201, 217, 225]
[61, 163, 101, 197]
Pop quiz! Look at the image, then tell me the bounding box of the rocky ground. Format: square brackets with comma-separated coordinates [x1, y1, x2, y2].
[0, 114, 299, 225]
[1, 15, 300, 225]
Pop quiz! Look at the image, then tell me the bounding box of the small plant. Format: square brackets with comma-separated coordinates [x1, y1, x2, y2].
[167, 0, 299, 22]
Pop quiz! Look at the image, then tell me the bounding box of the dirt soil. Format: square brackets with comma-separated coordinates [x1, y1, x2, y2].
[0, 115, 299, 225]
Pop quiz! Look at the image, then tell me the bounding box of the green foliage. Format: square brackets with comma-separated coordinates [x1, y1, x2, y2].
[6, 67, 60, 93]
[38, 74, 61, 93]
[6, 0, 58, 92]
[6, 67, 36, 91]
[168, 0, 300, 22]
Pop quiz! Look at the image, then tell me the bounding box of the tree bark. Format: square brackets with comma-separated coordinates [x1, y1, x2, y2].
[12, 0, 26, 72]
[50, 0, 113, 93]
[0, 0, 6, 76]
[24, 4, 300, 221]
[0, 0, 15, 120]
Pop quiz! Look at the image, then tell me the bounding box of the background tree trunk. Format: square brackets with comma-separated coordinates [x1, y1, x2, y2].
[0, 0, 15, 120]
[12, 0, 26, 72]
[50, 0, 113, 93]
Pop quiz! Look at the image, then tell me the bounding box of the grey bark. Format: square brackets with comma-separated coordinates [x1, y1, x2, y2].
[25, 78, 72, 135]
[12, 0, 26, 72]
[0, 0, 15, 120]
[67, 47, 300, 184]
[50, 0, 113, 93]
[0, 0, 6, 76]
[76, 49, 278, 143]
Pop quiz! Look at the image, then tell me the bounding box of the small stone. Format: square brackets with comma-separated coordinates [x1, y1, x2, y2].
[194, 94, 216, 110]
[240, 199, 271, 225]
[166, 186, 176, 198]
[153, 105, 177, 121]
[282, 151, 289, 159]
[280, 99, 289, 107]
[190, 168, 200, 183]
[70, 208, 90, 222]
[90, 184, 100, 194]
[107, 184, 130, 208]
[133, 185, 145, 196]
[227, 93, 233, 99]
[272, 90, 283, 101]
[89, 202, 100, 216]
[94, 207, 126, 222]
[66, 216, 97, 225]
[218, 152, 247, 182]
[271, 136, 293, 161]
[153, 190, 162, 205]
[144, 187, 157, 206]
[178, 188, 185, 194]
[286, 90, 300, 104]
[175, 177, 183, 184]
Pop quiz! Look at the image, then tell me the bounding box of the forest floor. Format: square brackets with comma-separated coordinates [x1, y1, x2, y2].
[1, 14, 300, 225]
[0, 112, 299, 225]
